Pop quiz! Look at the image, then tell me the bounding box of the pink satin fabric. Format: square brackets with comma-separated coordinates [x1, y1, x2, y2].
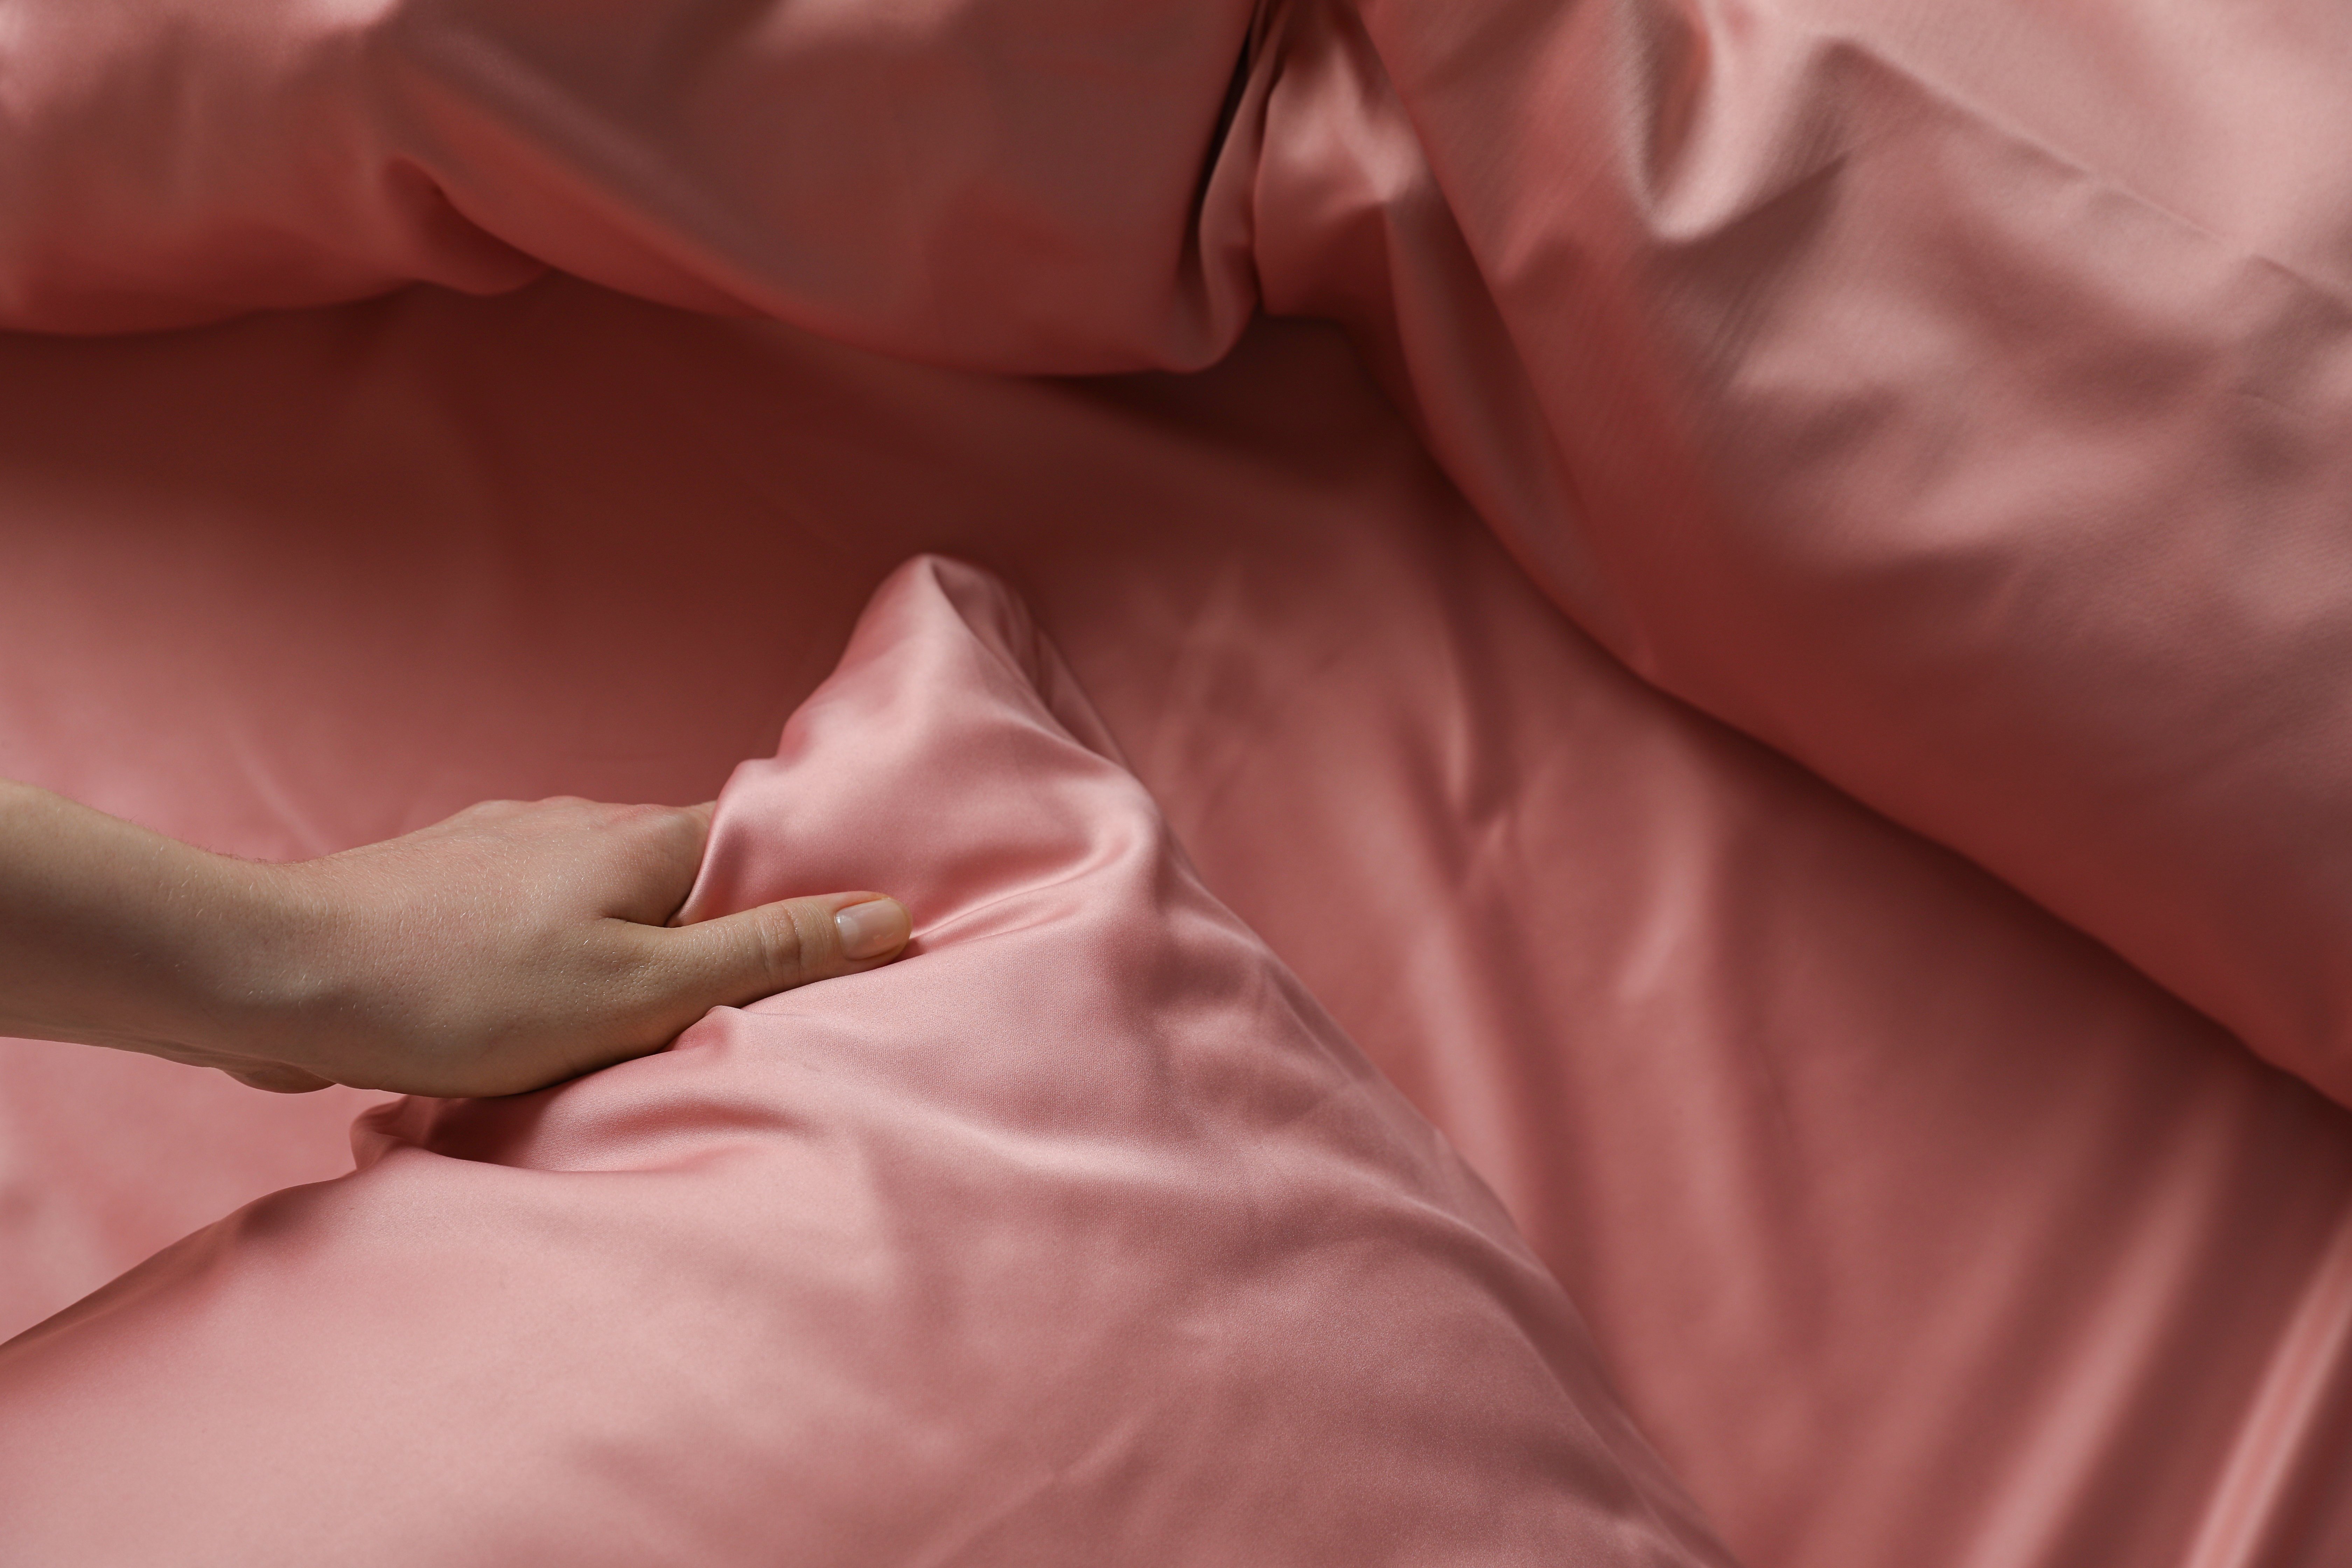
[7, 0, 2352, 1098]
[1256, 0, 2352, 1108]
[0, 556, 1732, 1568]
[5, 287, 2351, 1568]
[3, 1, 2352, 1565]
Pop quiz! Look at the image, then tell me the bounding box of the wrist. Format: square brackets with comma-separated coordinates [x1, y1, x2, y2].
[185, 854, 347, 1069]
[0, 780, 345, 1086]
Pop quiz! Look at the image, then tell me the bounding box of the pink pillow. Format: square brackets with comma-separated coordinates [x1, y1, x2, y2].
[1254, 0, 2352, 1104]
[0, 0, 1256, 368]
[0, 557, 1731, 1567]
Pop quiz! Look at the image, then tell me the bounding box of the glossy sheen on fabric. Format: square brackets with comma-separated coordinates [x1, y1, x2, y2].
[1248, 0, 2352, 1110]
[0, 0, 1259, 368]
[5, 293, 2352, 1568]
[9, 0, 2352, 1105]
[0, 557, 1735, 1568]
[5, 1, 2352, 1564]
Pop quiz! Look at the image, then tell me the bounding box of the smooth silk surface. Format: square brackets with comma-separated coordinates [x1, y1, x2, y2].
[0, 557, 1734, 1567]
[4, 290, 2352, 1568]
[5, 1, 2352, 1566]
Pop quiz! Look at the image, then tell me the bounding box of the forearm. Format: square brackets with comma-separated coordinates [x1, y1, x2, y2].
[0, 779, 302, 1058]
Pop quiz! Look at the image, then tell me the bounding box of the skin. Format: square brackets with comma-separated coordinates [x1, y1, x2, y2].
[0, 779, 911, 1097]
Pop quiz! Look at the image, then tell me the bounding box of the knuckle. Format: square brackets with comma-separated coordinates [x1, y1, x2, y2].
[754, 904, 809, 988]
[642, 803, 701, 838]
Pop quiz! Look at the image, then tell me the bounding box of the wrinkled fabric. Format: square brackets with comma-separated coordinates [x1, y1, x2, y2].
[4, 1, 2352, 1566]
[0, 0, 1259, 367]
[9, 0, 2352, 1101]
[1253, 0, 2352, 1110]
[0, 556, 1735, 1568]
[5, 292, 2352, 1568]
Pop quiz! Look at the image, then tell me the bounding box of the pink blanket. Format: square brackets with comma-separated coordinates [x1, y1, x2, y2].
[4, 1, 2352, 1564]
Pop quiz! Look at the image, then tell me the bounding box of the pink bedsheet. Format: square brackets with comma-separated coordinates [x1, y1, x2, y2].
[3, 1, 2352, 1564]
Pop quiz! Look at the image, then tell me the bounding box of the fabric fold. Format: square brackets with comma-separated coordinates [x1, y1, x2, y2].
[0, 555, 1736, 1568]
[1242, 0, 2352, 1104]
[0, 0, 1263, 369]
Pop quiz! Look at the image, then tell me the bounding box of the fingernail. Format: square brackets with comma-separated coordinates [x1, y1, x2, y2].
[835, 897, 910, 961]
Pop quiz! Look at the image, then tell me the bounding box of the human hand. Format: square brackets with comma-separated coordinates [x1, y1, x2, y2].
[238, 797, 911, 1096]
[0, 783, 910, 1098]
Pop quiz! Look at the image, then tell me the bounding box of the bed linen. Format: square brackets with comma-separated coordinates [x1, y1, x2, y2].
[9, 0, 2352, 1103]
[0, 555, 1732, 1566]
[3, 1, 2352, 1566]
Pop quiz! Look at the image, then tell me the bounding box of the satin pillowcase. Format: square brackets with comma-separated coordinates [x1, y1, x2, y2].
[0, 557, 1730, 1567]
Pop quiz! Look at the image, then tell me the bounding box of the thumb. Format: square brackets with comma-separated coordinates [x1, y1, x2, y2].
[650, 891, 913, 1010]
